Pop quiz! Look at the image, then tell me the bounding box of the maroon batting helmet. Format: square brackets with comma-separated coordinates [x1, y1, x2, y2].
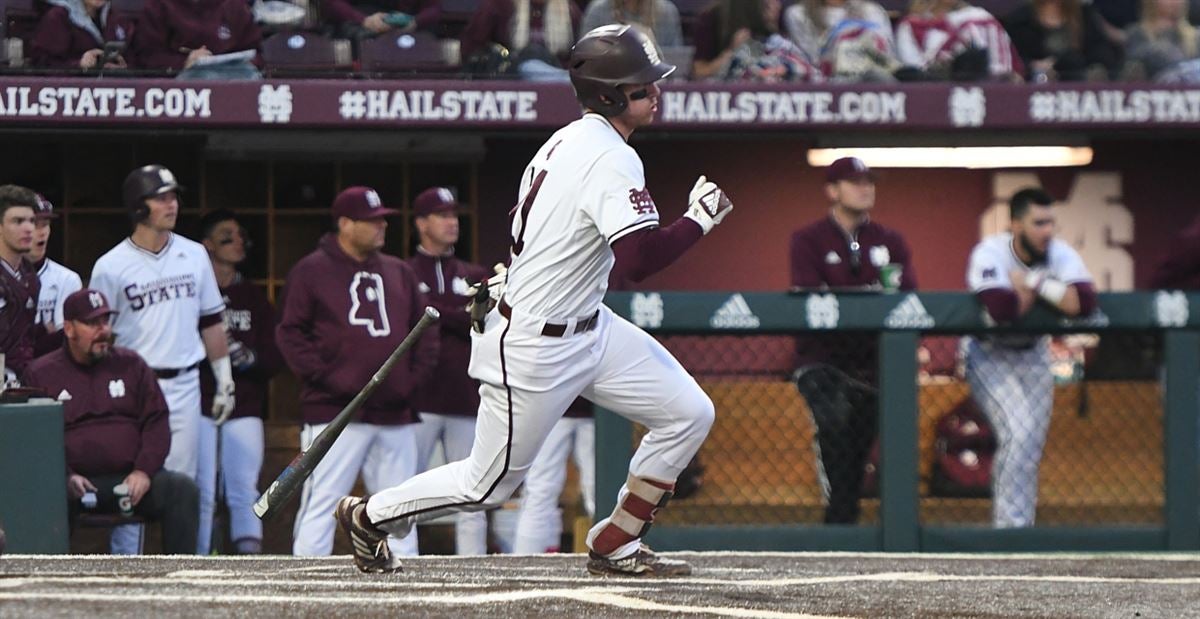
[123, 164, 182, 222]
[568, 25, 675, 117]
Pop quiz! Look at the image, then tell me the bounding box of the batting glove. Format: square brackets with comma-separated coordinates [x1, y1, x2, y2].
[684, 175, 733, 235]
[211, 355, 236, 426]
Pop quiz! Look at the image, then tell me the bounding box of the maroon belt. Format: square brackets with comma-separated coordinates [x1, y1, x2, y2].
[499, 300, 599, 338]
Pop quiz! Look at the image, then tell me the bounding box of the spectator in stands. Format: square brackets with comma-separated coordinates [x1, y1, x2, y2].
[460, 0, 581, 80]
[323, 0, 440, 41]
[197, 210, 283, 555]
[894, 0, 1024, 80]
[29, 0, 133, 70]
[1122, 0, 1200, 79]
[782, 0, 898, 80]
[0, 185, 41, 384]
[23, 289, 200, 554]
[693, 0, 821, 81]
[789, 157, 918, 524]
[130, 0, 262, 77]
[1004, 0, 1122, 81]
[580, 0, 683, 48]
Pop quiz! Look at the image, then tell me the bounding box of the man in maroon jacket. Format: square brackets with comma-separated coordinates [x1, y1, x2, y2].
[130, 0, 260, 73]
[30, 0, 133, 70]
[197, 210, 283, 555]
[278, 186, 438, 558]
[0, 185, 41, 384]
[789, 157, 918, 524]
[405, 187, 490, 554]
[23, 289, 199, 554]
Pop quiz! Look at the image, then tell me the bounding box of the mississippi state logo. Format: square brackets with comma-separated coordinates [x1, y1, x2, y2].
[628, 187, 656, 216]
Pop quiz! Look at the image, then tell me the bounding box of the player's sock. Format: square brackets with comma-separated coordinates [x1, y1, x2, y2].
[590, 475, 674, 558]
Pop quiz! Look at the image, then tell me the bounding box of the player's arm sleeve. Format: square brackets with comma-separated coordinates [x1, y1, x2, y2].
[968, 244, 1020, 323]
[1073, 281, 1098, 316]
[789, 230, 824, 289]
[610, 219, 703, 283]
[583, 149, 660, 245]
[134, 360, 170, 476]
[275, 269, 326, 383]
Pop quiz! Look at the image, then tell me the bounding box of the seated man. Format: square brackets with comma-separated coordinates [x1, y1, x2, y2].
[323, 0, 440, 40]
[130, 0, 261, 75]
[23, 288, 198, 554]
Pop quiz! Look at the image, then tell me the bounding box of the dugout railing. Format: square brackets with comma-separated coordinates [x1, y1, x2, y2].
[595, 291, 1200, 552]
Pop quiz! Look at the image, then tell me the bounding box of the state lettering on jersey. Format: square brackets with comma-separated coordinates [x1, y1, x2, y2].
[349, 271, 390, 337]
[123, 274, 198, 311]
[628, 187, 657, 216]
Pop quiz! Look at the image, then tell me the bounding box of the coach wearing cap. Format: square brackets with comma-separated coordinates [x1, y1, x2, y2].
[22, 289, 199, 554]
[789, 157, 918, 524]
[278, 185, 438, 558]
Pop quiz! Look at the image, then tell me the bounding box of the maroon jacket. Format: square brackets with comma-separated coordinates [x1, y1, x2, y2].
[0, 259, 41, 377]
[23, 346, 169, 478]
[200, 274, 283, 421]
[1149, 214, 1200, 290]
[460, 0, 581, 65]
[405, 249, 487, 417]
[277, 234, 438, 426]
[131, 0, 261, 71]
[324, 0, 440, 30]
[790, 215, 918, 383]
[30, 6, 134, 69]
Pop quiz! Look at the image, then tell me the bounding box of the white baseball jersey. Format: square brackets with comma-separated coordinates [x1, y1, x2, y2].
[90, 233, 224, 369]
[35, 258, 82, 331]
[967, 232, 1093, 294]
[503, 113, 660, 319]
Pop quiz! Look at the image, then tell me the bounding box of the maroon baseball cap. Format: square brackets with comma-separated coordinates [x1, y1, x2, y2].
[332, 186, 399, 221]
[34, 193, 57, 219]
[825, 157, 875, 183]
[413, 187, 458, 217]
[63, 289, 117, 322]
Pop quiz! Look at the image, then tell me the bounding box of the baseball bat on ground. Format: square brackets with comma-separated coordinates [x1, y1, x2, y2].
[253, 307, 440, 521]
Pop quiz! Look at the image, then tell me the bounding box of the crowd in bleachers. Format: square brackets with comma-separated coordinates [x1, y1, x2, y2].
[2, 0, 1200, 81]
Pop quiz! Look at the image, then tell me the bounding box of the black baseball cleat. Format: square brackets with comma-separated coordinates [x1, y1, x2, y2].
[334, 496, 402, 574]
[586, 544, 692, 577]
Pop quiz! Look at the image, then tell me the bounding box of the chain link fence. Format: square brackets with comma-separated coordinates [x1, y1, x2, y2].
[640, 331, 1165, 529]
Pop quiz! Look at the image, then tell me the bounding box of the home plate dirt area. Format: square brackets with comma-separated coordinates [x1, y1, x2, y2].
[1, 552, 1198, 618]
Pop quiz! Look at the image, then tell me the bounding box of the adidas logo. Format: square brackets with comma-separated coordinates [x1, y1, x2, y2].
[884, 293, 934, 329]
[824, 251, 841, 265]
[710, 293, 760, 329]
[57, 389, 72, 401]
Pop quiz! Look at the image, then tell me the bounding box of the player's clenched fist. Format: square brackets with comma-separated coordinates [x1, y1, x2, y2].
[684, 175, 734, 235]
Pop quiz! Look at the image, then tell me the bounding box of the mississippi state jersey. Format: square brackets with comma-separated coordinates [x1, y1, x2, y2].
[90, 233, 224, 369]
[503, 113, 660, 318]
[35, 257, 83, 331]
[968, 232, 1093, 294]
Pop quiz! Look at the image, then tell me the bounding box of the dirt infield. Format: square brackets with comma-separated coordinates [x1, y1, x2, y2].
[1, 552, 1198, 618]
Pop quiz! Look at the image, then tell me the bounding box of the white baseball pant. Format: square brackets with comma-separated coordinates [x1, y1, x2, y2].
[366, 305, 713, 561]
[965, 338, 1053, 528]
[293, 422, 419, 557]
[414, 413, 488, 555]
[110, 369, 202, 554]
[512, 416, 595, 553]
[197, 416, 264, 553]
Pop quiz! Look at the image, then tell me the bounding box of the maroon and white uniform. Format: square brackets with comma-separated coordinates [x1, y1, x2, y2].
[278, 232, 437, 557]
[364, 111, 716, 563]
[198, 273, 282, 552]
[0, 258, 41, 381]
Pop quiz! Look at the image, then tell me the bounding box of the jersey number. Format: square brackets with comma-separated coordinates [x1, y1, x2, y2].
[510, 168, 548, 257]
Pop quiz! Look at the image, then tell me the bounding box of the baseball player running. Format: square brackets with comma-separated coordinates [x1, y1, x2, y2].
[965, 188, 1096, 528]
[90, 165, 234, 554]
[335, 24, 733, 576]
[28, 194, 82, 356]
